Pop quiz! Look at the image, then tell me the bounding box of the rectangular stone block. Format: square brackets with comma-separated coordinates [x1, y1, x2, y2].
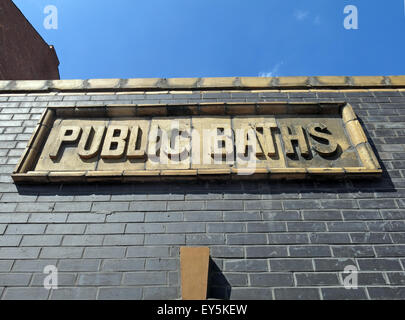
[126, 247, 171, 258]
[3, 287, 50, 300]
[50, 287, 97, 300]
[124, 272, 167, 286]
[78, 273, 122, 286]
[98, 287, 142, 300]
[250, 273, 294, 287]
[84, 247, 126, 259]
[58, 259, 100, 272]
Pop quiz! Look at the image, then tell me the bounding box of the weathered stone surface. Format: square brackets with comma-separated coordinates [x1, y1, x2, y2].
[13, 103, 379, 183]
[0, 80, 403, 301]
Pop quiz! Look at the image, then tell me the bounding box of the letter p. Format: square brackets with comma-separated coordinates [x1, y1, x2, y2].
[49, 126, 81, 160]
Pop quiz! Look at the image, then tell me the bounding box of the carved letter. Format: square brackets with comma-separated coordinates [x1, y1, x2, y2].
[307, 123, 338, 156]
[255, 124, 278, 157]
[127, 125, 147, 159]
[77, 126, 106, 160]
[49, 126, 81, 160]
[236, 124, 278, 159]
[211, 127, 234, 160]
[147, 124, 163, 163]
[162, 124, 190, 162]
[236, 128, 258, 158]
[101, 126, 129, 159]
[281, 125, 309, 157]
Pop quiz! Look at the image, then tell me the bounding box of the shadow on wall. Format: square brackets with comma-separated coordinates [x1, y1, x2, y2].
[14, 174, 396, 197]
[207, 258, 231, 300]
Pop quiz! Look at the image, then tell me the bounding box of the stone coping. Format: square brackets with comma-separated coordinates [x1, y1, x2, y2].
[1, 76, 405, 92]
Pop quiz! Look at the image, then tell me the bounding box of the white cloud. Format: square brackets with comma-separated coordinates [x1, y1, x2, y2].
[293, 10, 321, 25]
[294, 10, 309, 21]
[258, 62, 284, 78]
[258, 72, 273, 77]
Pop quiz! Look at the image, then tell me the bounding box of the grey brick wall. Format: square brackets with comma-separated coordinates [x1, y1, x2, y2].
[0, 89, 405, 300]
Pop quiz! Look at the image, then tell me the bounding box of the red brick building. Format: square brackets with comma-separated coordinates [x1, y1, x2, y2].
[0, 0, 60, 80]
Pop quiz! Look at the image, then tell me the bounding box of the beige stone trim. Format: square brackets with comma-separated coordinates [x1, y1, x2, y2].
[389, 76, 405, 86]
[12, 167, 382, 183]
[352, 76, 385, 86]
[316, 76, 348, 86]
[239, 77, 272, 88]
[276, 76, 309, 87]
[48, 171, 86, 183]
[345, 120, 368, 146]
[52, 80, 86, 91]
[1, 76, 405, 92]
[356, 143, 381, 170]
[341, 104, 357, 123]
[87, 79, 121, 89]
[125, 78, 161, 89]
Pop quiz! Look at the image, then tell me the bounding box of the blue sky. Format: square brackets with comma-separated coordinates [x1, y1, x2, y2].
[13, 0, 405, 79]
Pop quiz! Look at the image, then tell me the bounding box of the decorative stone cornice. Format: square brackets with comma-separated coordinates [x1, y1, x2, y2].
[1, 76, 405, 93]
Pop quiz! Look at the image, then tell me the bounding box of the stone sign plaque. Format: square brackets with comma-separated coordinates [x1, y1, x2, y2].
[12, 102, 381, 183]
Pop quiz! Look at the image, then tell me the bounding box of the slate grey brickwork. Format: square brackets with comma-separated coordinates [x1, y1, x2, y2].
[1, 87, 405, 300]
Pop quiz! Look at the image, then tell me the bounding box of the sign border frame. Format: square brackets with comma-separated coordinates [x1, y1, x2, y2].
[12, 101, 382, 183]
